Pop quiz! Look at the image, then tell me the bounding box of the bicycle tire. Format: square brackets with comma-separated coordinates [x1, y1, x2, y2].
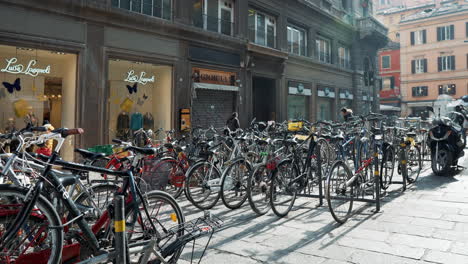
[270, 159, 299, 217]
[380, 145, 395, 190]
[220, 158, 252, 210]
[0, 184, 63, 264]
[247, 165, 271, 215]
[326, 160, 354, 224]
[406, 145, 422, 184]
[74, 183, 120, 221]
[184, 161, 221, 210]
[144, 157, 186, 199]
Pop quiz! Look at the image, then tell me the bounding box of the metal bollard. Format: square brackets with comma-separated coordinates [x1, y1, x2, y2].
[114, 195, 127, 264]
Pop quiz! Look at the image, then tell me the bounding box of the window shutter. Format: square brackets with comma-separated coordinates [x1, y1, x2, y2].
[437, 27, 441, 41]
[411, 60, 416, 74]
[410, 32, 415, 45]
[412, 87, 416, 97]
[450, 25, 455, 40]
[424, 86, 428, 96]
[438, 57, 442, 72]
[451, 55, 455, 70]
[422, 30, 427, 44]
[390, 76, 395, 89]
[423, 58, 427, 73]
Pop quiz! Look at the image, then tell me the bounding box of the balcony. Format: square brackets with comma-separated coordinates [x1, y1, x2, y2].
[339, 58, 351, 69]
[193, 14, 234, 36]
[357, 16, 388, 47]
[317, 52, 331, 64]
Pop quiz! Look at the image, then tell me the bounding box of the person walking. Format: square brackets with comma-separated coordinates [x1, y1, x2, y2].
[340, 107, 354, 122]
[226, 112, 240, 131]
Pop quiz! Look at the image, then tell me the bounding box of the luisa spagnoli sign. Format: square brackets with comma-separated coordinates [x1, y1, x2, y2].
[124, 70, 155, 85]
[1, 57, 51, 77]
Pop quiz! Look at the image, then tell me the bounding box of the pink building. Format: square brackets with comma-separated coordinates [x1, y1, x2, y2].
[399, 0, 468, 118]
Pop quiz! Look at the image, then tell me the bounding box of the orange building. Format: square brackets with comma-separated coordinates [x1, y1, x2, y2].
[399, 1, 468, 117]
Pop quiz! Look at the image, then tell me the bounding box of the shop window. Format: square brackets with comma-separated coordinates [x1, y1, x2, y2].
[112, 0, 172, 20]
[438, 55, 455, 72]
[437, 25, 454, 41]
[107, 59, 172, 143]
[316, 37, 331, 63]
[193, 0, 234, 36]
[438, 84, 456, 95]
[287, 25, 307, 56]
[338, 46, 351, 68]
[248, 9, 276, 48]
[0, 45, 77, 160]
[412, 86, 428, 97]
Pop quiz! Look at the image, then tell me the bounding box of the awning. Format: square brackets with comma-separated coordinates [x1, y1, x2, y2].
[193, 82, 239, 92]
[406, 101, 433, 107]
[380, 104, 401, 111]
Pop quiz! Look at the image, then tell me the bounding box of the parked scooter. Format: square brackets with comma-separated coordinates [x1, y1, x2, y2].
[427, 103, 466, 176]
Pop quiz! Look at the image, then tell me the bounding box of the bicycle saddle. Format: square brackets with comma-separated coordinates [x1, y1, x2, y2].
[75, 148, 106, 160]
[125, 146, 156, 155]
[57, 174, 80, 187]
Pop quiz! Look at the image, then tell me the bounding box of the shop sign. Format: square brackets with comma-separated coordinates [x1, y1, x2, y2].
[339, 89, 353, 100]
[318, 87, 335, 98]
[124, 70, 155, 85]
[1, 57, 51, 77]
[288, 82, 311, 96]
[193, 68, 236, 86]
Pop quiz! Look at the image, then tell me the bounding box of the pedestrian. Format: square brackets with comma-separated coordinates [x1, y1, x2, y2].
[226, 112, 240, 132]
[340, 107, 354, 122]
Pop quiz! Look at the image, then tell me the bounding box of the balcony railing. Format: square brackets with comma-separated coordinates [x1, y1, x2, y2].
[248, 27, 276, 49]
[339, 58, 351, 69]
[112, 0, 172, 20]
[357, 16, 388, 40]
[193, 14, 234, 36]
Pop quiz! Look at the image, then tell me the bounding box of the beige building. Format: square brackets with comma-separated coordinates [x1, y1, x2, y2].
[399, 1, 468, 117]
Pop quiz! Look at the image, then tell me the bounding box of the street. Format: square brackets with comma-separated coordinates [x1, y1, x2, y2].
[178, 155, 468, 264]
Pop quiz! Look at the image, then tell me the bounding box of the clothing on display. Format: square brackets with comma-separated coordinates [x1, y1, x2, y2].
[130, 112, 143, 130]
[143, 112, 154, 130]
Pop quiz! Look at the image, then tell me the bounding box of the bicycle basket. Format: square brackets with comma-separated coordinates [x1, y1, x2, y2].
[141, 157, 171, 191]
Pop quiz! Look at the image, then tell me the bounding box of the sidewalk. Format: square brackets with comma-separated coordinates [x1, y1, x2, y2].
[178, 155, 468, 264]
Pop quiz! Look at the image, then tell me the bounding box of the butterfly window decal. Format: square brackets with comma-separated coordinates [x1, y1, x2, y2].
[126, 82, 137, 94]
[3, 78, 21, 94]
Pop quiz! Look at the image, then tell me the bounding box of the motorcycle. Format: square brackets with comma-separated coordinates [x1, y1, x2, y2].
[427, 99, 466, 176]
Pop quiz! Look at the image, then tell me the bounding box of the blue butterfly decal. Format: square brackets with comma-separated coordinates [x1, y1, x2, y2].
[3, 78, 21, 94]
[126, 83, 137, 94]
[143, 93, 148, 100]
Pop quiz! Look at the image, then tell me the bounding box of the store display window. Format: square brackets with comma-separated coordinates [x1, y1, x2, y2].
[0, 45, 77, 160]
[107, 59, 172, 143]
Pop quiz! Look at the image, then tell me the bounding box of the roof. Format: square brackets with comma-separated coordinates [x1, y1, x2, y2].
[377, 3, 436, 15]
[400, 2, 468, 23]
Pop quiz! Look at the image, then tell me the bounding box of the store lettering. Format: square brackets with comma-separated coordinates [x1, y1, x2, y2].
[200, 74, 230, 84]
[1, 57, 51, 77]
[124, 70, 155, 85]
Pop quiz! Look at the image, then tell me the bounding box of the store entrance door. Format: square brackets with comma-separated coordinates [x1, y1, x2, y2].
[253, 77, 276, 121]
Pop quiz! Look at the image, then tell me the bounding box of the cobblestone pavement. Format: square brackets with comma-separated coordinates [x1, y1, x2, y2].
[176, 155, 468, 264]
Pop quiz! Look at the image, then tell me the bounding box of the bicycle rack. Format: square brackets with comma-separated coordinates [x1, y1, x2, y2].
[295, 144, 324, 206]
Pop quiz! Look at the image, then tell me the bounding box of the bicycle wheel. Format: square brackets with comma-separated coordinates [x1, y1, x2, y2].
[185, 162, 221, 210]
[380, 145, 395, 190]
[406, 145, 422, 184]
[358, 141, 373, 183]
[317, 138, 333, 176]
[0, 184, 63, 264]
[247, 165, 271, 215]
[142, 157, 186, 199]
[74, 183, 120, 221]
[326, 160, 354, 224]
[270, 159, 299, 217]
[220, 159, 252, 210]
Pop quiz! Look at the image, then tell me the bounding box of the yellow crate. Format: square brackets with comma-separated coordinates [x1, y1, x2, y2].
[288, 122, 303, 132]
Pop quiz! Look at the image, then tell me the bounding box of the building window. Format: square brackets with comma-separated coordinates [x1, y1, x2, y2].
[192, 0, 234, 36]
[338, 46, 351, 68]
[316, 37, 331, 63]
[287, 26, 307, 56]
[411, 30, 426, 45]
[466, 22, 468, 37]
[381, 55, 390, 69]
[248, 9, 276, 48]
[412, 86, 428, 97]
[438, 55, 456, 72]
[382, 76, 395, 90]
[411, 58, 427, 74]
[322, 0, 332, 12]
[438, 84, 456, 95]
[437, 25, 455, 41]
[112, 0, 172, 20]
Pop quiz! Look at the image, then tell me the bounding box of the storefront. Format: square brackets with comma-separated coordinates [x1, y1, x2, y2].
[191, 67, 238, 128]
[107, 59, 172, 142]
[339, 88, 353, 110]
[0, 44, 77, 159]
[287, 81, 311, 121]
[317, 85, 336, 121]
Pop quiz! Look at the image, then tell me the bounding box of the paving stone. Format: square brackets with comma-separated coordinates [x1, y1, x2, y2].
[349, 250, 423, 264]
[424, 250, 468, 264]
[432, 229, 468, 241]
[450, 242, 468, 256]
[386, 233, 451, 251]
[337, 237, 425, 259]
[441, 214, 468, 223]
[410, 218, 456, 230]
